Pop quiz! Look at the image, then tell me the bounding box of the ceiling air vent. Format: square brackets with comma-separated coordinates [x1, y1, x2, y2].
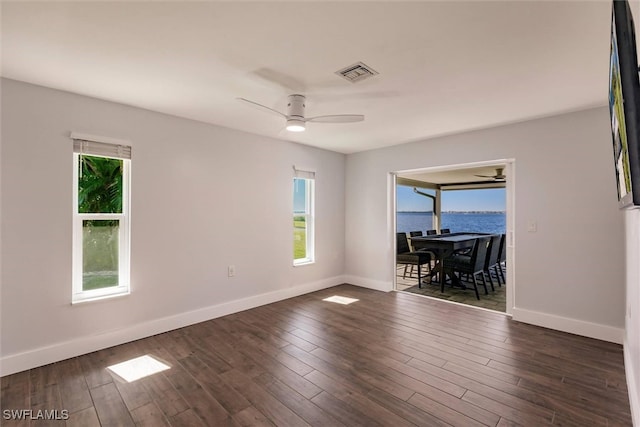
[335, 62, 378, 83]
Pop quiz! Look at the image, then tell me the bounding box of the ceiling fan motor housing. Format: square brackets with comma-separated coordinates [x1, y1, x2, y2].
[287, 94, 306, 120]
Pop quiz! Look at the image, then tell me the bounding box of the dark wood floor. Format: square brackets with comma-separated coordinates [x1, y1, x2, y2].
[1, 284, 632, 426]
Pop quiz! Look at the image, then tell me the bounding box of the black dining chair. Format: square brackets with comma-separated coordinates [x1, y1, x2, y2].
[426, 229, 438, 235]
[408, 231, 424, 274]
[495, 233, 507, 285]
[482, 234, 502, 291]
[408, 230, 423, 251]
[443, 236, 491, 299]
[397, 233, 432, 288]
[440, 229, 451, 234]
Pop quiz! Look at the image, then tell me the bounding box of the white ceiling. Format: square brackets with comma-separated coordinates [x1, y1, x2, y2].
[398, 164, 507, 186]
[1, 1, 611, 154]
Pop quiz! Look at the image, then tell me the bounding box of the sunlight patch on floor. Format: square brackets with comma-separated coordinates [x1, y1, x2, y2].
[323, 295, 359, 305]
[107, 355, 170, 382]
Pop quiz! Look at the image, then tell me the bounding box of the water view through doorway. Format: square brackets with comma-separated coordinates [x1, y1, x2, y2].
[396, 179, 507, 313]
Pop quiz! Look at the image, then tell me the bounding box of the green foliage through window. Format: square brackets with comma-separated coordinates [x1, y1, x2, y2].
[78, 155, 123, 214]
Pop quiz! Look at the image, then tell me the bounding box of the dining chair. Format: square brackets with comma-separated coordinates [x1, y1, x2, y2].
[496, 233, 507, 284]
[426, 229, 438, 235]
[440, 228, 451, 234]
[443, 236, 491, 299]
[397, 232, 432, 288]
[408, 231, 424, 274]
[482, 234, 502, 291]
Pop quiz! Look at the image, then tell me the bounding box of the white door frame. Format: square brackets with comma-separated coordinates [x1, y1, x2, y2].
[391, 158, 515, 316]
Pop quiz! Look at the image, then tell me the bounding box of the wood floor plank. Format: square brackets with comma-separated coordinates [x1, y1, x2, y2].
[168, 408, 207, 426]
[56, 358, 94, 414]
[232, 406, 276, 427]
[227, 336, 323, 400]
[407, 391, 489, 427]
[282, 344, 375, 396]
[129, 401, 171, 426]
[196, 327, 267, 379]
[1, 371, 31, 426]
[461, 390, 552, 426]
[138, 335, 183, 367]
[310, 391, 384, 427]
[139, 373, 190, 418]
[112, 375, 153, 413]
[517, 377, 628, 425]
[79, 350, 114, 390]
[217, 315, 290, 349]
[29, 363, 57, 389]
[29, 363, 66, 426]
[66, 406, 101, 427]
[0, 285, 632, 427]
[178, 354, 252, 415]
[496, 417, 522, 427]
[442, 361, 520, 387]
[303, 369, 416, 427]
[253, 372, 347, 427]
[365, 387, 453, 427]
[90, 382, 135, 426]
[154, 330, 195, 360]
[162, 363, 232, 425]
[309, 346, 443, 401]
[222, 320, 317, 378]
[406, 357, 563, 423]
[241, 309, 320, 352]
[219, 369, 312, 427]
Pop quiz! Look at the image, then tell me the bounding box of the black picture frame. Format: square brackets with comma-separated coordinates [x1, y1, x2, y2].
[609, 0, 640, 209]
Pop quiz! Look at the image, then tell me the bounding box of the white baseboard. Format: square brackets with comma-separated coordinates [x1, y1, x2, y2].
[0, 276, 342, 376]
[624, 337, 639, 427]
[511, 307, 624, 344]
[342, 275, 393, 292]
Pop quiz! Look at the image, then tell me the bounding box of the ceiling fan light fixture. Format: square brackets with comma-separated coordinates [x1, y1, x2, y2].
[237, 94, 363, 132]
[286, 119, 306, 132]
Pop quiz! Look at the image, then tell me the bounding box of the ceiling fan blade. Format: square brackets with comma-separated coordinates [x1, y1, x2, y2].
[236, 97, 287, 118]
[306, 114, 364, 123]
[474, 174, 494, 178]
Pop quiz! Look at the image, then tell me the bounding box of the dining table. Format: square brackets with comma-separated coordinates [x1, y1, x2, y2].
[410, 233, 489, 288]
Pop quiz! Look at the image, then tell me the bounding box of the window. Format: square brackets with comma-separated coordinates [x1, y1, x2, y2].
[72, 138, 131, 303]
[293, 170, 314, 265]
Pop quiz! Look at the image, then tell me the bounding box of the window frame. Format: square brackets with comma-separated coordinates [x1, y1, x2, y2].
[293, 177, 315, 266]
[72, 152, 131, 303]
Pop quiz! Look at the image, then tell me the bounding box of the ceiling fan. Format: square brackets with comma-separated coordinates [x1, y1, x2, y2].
[474, 167, 506, 181]
[237, 94, 364, 132]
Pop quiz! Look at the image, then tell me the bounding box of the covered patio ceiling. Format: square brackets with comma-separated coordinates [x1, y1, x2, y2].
[398, 164, 507, 190]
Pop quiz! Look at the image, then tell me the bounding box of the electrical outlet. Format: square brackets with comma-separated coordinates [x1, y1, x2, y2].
[228, 265, 235, 277]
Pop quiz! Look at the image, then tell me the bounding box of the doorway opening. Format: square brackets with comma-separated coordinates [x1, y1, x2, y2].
[392, 160, 514, 315]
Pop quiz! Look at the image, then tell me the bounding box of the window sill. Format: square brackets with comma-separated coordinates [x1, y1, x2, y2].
[72, 289, 130, 305]
[293, 259, 315, 267]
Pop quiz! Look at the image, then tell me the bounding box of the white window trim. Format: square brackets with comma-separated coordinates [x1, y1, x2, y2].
[294, 177, 315, 266]
[72, 152, 131, 304]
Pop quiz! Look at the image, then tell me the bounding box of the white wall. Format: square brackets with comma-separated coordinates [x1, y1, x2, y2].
[625, 1, 640, 424]
[345, 107, 626, 342]
[625, 210, 640, 425]
[0, 79, 346, 375]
